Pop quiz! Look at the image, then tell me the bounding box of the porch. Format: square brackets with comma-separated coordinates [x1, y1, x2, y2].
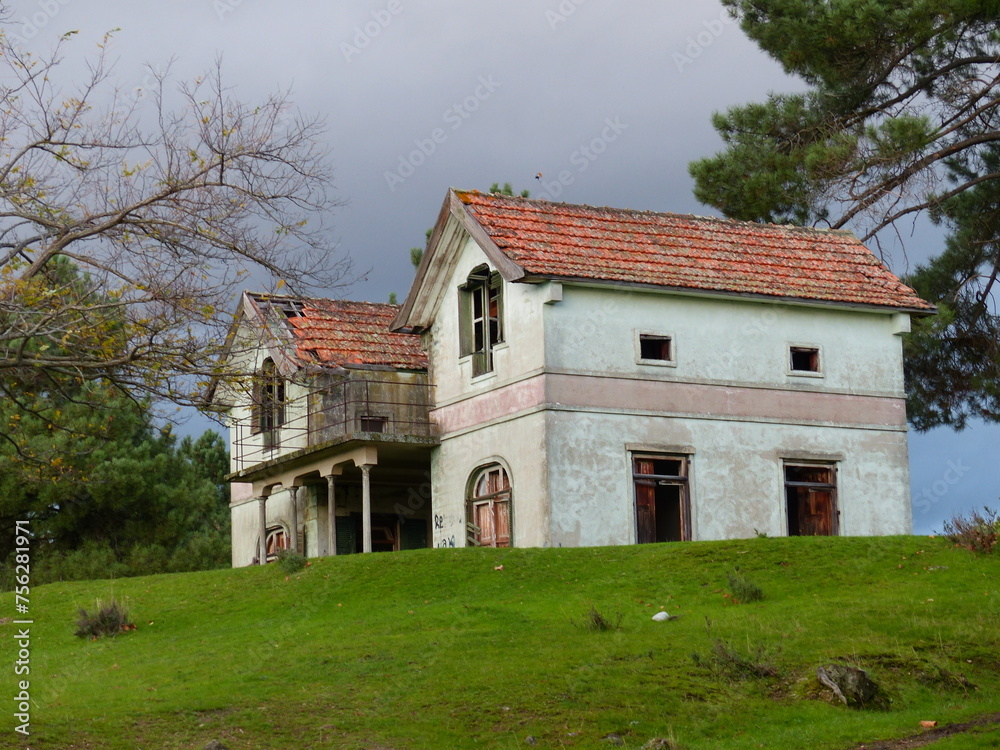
[230, 436, 436, 566]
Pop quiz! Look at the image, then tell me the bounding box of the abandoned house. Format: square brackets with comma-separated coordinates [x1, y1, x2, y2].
[216, 294, 435, 567]
[217, 189, 935, 566]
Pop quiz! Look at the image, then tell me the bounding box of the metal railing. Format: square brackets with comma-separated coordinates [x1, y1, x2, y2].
[231, 377, 435, 473]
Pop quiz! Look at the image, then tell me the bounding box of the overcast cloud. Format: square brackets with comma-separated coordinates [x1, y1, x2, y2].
[7, 0, 996, 534]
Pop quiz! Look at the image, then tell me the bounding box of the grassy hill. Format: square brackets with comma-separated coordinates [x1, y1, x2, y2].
[3, 536, 999, 749]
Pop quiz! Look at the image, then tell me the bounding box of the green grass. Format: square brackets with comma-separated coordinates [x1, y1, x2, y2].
[2, 536, 999, 749]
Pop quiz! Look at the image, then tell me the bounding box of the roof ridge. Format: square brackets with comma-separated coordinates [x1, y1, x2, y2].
[454, 188, 857, 238]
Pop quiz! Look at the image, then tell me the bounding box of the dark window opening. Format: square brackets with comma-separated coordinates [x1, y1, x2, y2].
[639, 334, 672, 361]
[460, 266, 504, 377]
[467, 464, 511, 547]
[633, 455, 690, 543]
[790, 346, 820, 372]
[785, 463, 838, 536]
[360, 415, 388, 433]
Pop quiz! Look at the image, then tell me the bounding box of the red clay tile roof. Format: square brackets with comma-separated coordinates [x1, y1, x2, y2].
[252, 294, 426, 370]
[455, 190, 934, 311]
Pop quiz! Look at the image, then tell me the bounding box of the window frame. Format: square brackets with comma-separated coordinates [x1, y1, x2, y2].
[251, 357, 286, 450]
[263, 525, 289, 562]
[631, 453, 691, 543]
[783, 461, 839, 536]
[359, 415, 389, 433]
[466, 463, 512, 548]
[787, 344, 823, 377]
[635, 330, 677, 367]
[459, 265, 504, 378]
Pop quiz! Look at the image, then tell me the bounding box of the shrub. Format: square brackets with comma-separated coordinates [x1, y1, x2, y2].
[276, 548, 307, 574]
[692, 617, 780, 681]
[75, 598, 135, 639]
[943, 506, 998, 555]
[726, 568, 764, 603]
[577, 605, 623, 632]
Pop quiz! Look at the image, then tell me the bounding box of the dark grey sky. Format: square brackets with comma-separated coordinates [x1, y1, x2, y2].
[9, 0, 995, 534]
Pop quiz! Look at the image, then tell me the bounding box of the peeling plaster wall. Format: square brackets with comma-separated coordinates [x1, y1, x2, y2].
[534, 283, 914, 542]
[544, 284, 908, 397]
[428, 235, 549, 408]
[430, 411, 548, 548]
[544, 410, 912, 545]
[229, 488, 295, 568]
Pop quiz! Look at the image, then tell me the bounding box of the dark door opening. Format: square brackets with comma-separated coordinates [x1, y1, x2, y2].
[784, 464, 838, 536]
[634, 455, 690, 543]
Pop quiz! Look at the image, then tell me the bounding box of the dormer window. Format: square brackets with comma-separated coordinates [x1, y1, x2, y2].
[459, 265, 504, 377]
[252, 357, 285, 450]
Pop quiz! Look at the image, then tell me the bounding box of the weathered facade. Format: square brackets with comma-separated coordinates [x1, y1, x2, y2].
[221, 189, 934, 564]
[391, 189, 935, 549]
[215, 293, 435, 567]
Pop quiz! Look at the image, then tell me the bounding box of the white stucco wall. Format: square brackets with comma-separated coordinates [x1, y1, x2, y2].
[425, 242, 915, 547]
[427, 236, 549, 408]
[543, 409, 911, 546]
[543, 284, 908, 397]
[230, 487, 296, 567]
[431, 410, 548, 548]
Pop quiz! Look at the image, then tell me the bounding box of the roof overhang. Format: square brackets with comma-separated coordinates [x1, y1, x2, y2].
[392, 188, 527, 332]
[517, 275, 938, 317]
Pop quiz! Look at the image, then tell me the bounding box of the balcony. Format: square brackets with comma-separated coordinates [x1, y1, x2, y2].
[231, 375, 435, 473]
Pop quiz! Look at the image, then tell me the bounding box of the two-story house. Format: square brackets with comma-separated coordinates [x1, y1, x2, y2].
[218, 189, 934, 564]
[390, 189, 934, 549]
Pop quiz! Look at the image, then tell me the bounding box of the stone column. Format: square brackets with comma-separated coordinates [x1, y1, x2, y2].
[288, 485, 299, 554]
[257, 495, 267, 565]
[361, 464, 372, 553]
[326, 475, 337, 556]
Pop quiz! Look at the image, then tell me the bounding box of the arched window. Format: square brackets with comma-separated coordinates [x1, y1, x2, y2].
[251, 358, 285, 449]
[263, 526, 288, 562]
[467, 464, 511, 547]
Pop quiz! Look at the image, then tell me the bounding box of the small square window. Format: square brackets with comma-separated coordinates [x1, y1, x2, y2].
[789, 346, 820, 373]
[635, 331, 677, 367]
[639, 335, 672, 361]
[360, 416, 388, 433]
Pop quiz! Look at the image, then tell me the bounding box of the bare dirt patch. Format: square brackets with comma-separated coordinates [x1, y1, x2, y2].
[847, 712, 1000, 748]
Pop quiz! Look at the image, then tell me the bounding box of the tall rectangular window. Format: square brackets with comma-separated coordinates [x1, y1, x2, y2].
[784, 463, 838, 536]
[459, 265, 503, 377]
[251, 358, 285, 450]
[632, 454, 690, 543]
